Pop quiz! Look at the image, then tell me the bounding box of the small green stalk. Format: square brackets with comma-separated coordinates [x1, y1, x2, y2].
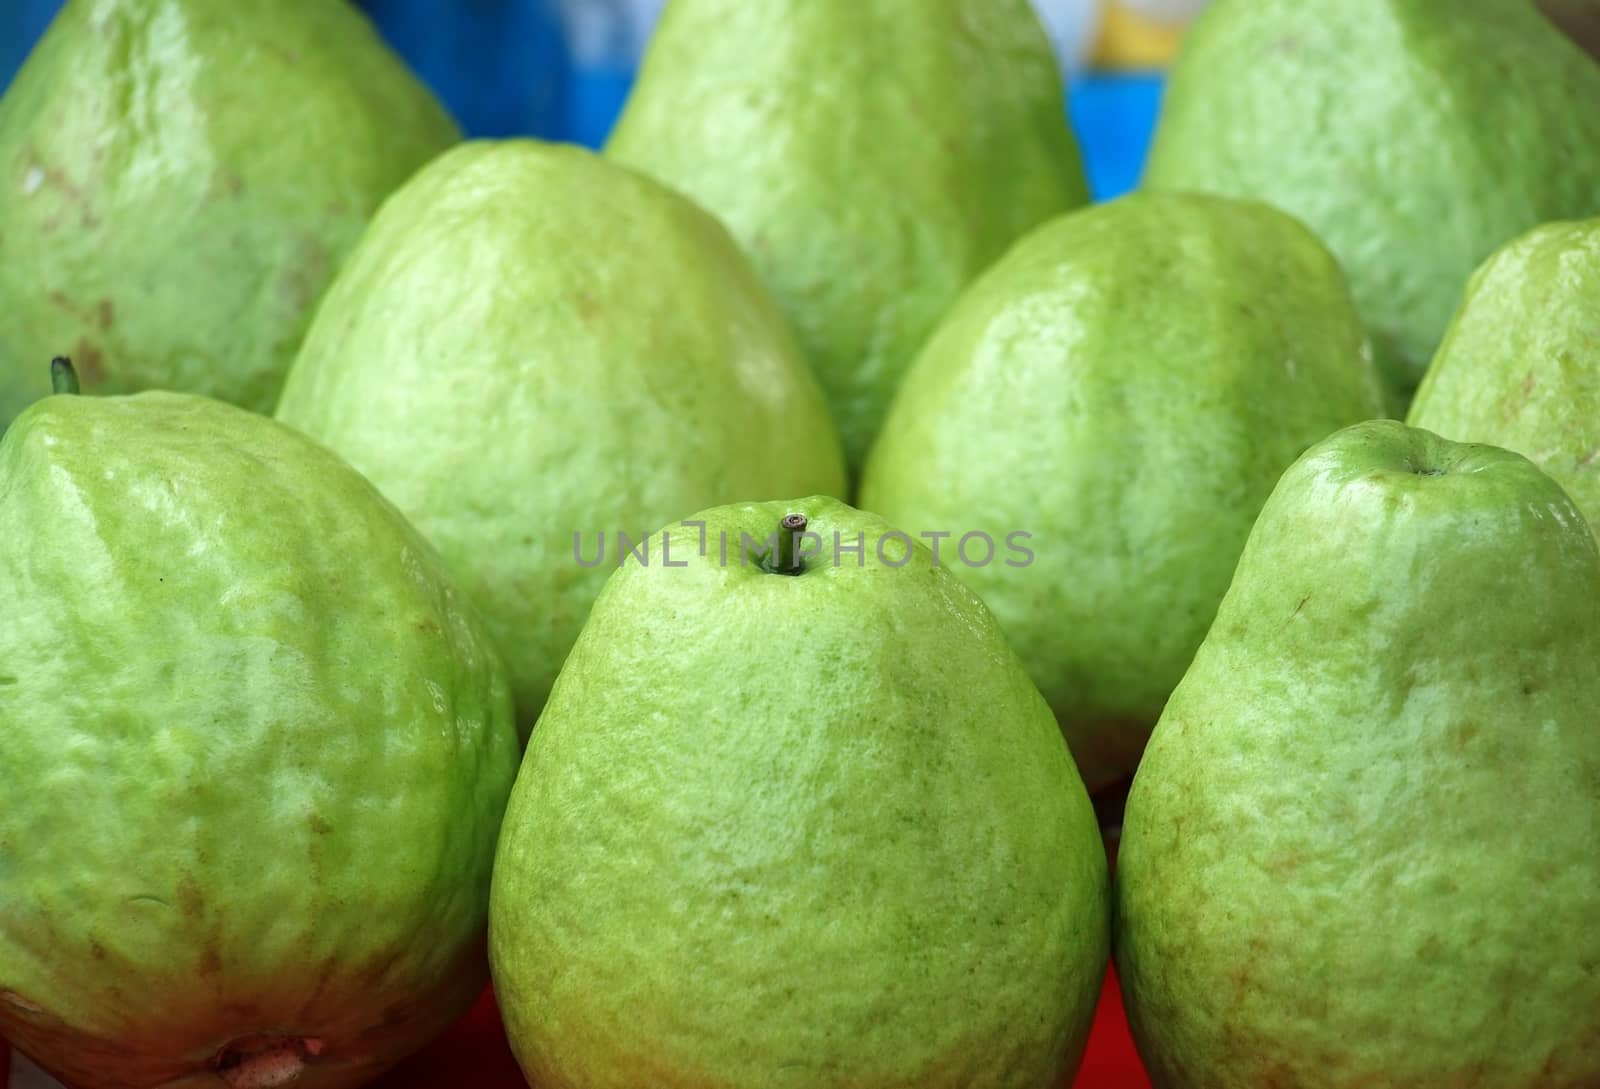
[771, 513, 808, 576]
[50, 357, 80, 396]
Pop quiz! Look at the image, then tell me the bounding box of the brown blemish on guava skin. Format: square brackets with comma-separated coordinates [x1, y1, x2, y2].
[1256, 1061, 1300, 1089]
[71, 338, 104, 385]
[1414, 934, 1446, 961]
[307, 813, 332, 836]
[300, 944, 408, 1019]
[177, 877, 204, 919]
[297, 957, 343, 1016]
[1575, 446, 1600, 471]
[28, 163, 99, 231]
[31, 300, 116, 395]
[199, 938, 224, 978]
[353, 946, 408, 993]
[1223, 933, 1269, 1008]
[1285, 594, 1311, 626]
[1168, 813, 1186, 852]
[280, 236, 332, 316]
[380, 997, 423, 1027]
[208, 170, 246, 200]
[1502, 369, 1539, 421]
[42, 292, 112, 340]
[1263, 851, 1306, 875]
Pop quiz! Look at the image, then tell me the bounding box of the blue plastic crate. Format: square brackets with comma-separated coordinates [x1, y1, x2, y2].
[1069, 72, 1165, 200]
[358, 0, 569, 139]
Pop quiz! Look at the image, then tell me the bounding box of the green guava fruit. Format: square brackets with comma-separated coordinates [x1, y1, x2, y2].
[489, 497, 1110, 1089]
[276, 141, 848, 733]
[605, 0, 1089, 473]
[1143, 0, 1600, 398]
[1116, 420, 1600, 1088]
[858, 192, 1387, 792]
[0, 0, 459, 427]
[0, 362, 519, 1089]
[1409, 217, 1600, 535]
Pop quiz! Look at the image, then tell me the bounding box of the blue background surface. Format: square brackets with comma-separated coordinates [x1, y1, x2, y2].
[0, 0, 1160, 199]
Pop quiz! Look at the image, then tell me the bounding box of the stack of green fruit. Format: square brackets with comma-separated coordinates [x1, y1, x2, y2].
[2, 0, 1599, 1088]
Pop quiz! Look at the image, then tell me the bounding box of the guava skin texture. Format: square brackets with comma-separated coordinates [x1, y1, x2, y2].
[1116, 421, 1600, 1089]
[0, 390, 520, 1089]
[0, 0, 459, 427]
[858, 192, 1387, 793]
[605, 0, 1089, 474]
[1410, 218, 1600, 536]
[276, 141, 849, 735]
[1143, 0, 1600, 398]
[489, 497, 1110, 1089]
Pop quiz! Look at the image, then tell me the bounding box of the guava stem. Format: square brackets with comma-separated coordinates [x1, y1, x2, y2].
[50, 357, 79, 396]
[772, 513, 808, 576]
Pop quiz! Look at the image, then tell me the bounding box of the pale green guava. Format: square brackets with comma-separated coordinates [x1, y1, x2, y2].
[1144, 0, 1600, 397]
[0, 0, 458, 426]
[276, 141, 848, 733]
[0, 368, 519, 1089]
[606, 0, 1089, 472]
[1117, 421, 1600, 1088]
[859, 192, 1387, 791]
[1409, 217, 1600, 536]
[490, 497, 1110, 1089]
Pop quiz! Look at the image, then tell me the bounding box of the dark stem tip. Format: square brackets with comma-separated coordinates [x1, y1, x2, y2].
[771, 512, 809, 576]
[50, 356, 80, 396]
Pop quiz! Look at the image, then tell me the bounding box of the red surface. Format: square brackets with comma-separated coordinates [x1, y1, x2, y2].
[0, 968, 1145, 1088]
[372, 966, 1150, 1088]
